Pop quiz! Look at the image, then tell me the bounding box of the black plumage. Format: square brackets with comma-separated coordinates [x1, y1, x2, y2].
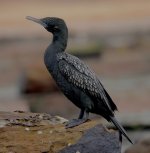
[26, 16, 132, 144]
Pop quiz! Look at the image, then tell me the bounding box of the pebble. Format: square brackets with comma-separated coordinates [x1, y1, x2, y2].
[67, 143, 71, 146]
[25, 127, 30, 131]
[39, 115, 43, 120]
[49, 130, 53, 134]
[37, 131, 43, 135]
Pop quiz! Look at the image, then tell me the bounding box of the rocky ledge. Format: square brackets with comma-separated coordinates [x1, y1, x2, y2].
[0, 111, 121, 153]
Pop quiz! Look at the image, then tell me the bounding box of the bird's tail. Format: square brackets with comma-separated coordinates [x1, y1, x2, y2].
[109, 116, 133, 144]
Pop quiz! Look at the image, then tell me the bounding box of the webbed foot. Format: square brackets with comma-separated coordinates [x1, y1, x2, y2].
[65, 118, 89, 128]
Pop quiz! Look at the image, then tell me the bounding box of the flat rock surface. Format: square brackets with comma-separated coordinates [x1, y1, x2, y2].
[0, 111, 68, 127]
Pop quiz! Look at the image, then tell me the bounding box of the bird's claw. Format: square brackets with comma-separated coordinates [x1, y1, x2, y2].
[65, 118, 88, 128]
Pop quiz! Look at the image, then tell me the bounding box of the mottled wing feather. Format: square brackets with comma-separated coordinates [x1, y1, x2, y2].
[57, 53, 115, 112]
[58, 59, 98, 95]
[57, 53, 95, 79]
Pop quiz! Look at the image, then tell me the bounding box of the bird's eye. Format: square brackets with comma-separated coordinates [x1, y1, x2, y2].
[54, 26, 59, 30]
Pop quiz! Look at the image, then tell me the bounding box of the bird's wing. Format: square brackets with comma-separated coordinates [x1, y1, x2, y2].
[57, 53, 117, 112]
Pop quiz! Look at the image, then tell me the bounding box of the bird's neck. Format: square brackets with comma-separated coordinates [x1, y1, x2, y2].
[52, 31, 68, 52]
[44, 29, 68, 72]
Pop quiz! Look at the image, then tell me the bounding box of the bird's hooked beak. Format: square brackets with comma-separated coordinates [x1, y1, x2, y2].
[26, 16, 47, 28]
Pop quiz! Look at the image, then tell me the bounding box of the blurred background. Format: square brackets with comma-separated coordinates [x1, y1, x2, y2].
[0, 0, 150, 152]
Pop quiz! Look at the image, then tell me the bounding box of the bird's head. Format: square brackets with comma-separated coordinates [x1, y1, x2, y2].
[26, 16, 67, 34]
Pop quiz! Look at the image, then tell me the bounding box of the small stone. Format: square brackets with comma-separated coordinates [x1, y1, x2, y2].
[54, 116, 68, 123]
[49, 130, 53, 134]
[76, 151, 80, 153]
[25, 127, 30, 131]
[67, 143, 71, 146]
[0, 120, 7, 128]
[39, 115, 43, 120]
[37, 131, 43, 135]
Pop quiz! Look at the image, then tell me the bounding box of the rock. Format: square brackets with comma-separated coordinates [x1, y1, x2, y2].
[59, 124, 121, 153]
[0, 111, 121, 153]
[125, 138, 150, 153]
[0, 111, 68, 127]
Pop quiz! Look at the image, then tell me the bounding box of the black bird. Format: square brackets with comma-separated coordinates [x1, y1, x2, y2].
[26, 16, 132, 144]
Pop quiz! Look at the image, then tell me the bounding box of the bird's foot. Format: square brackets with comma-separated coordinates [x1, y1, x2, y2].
[65, 118, 89, 128]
